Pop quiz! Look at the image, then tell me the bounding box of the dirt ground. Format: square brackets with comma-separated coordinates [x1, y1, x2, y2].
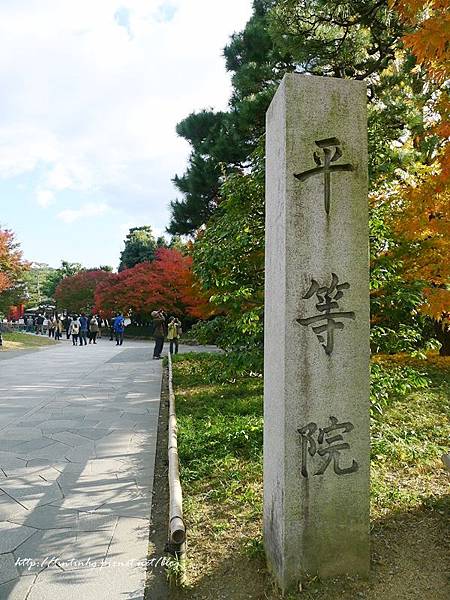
[145, 369, 170, 600]
[168, 353, 449, 600]
[170, 485, 449, 600]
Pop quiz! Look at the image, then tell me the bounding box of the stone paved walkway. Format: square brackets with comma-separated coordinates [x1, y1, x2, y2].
[0, 338, 163, 600]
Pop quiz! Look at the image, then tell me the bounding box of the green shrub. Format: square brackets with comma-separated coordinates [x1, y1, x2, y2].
[370, 362, 429, 415]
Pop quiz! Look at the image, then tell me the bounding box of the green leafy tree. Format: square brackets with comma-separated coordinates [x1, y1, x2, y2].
[42, 261, 83, 300]
[169, 0, 411, 236]
[168, 235, 190, 255]
[175, 0, 446, 355]
[118, 226, 157, 271]
[192, 147, 265, 367]
[269, 0, 404, 79]
[23, 264, 56, 307]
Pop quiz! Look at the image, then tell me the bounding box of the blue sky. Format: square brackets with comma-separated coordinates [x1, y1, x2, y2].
[0, 0, 253, 269]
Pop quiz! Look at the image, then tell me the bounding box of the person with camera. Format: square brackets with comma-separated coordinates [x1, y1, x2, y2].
[113, 313, 126, 346]
[167, 316, 182, 355]
[151, 309, 166, 359]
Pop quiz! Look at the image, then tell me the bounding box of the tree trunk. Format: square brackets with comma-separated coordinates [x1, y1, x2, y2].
[434, 320, 450, 356]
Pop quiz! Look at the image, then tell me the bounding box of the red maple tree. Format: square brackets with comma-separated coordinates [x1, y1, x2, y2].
[55, 269, 115, 313]
[94, 248, 211, 319]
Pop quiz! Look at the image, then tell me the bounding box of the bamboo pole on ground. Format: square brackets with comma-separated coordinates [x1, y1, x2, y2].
[167, 352, 187, 583]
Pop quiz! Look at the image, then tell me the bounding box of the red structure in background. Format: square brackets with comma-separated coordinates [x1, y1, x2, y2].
[8, 304, 25, 321]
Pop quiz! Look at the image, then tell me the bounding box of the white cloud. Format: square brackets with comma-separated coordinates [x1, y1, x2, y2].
[0, 125, 59, 178]
[0, 0, 254, 223]
[36, 189, 54, 207]
[57, 202, 111, 223]
[46, 165, 74, 191]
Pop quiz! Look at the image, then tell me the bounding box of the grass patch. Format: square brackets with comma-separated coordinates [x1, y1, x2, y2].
[170, 352, 450, 600]
[370, 354, 449, 519]
[0, 332, 57, 351]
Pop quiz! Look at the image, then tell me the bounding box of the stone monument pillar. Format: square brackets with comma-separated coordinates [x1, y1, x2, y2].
[264, 73, 369, 592]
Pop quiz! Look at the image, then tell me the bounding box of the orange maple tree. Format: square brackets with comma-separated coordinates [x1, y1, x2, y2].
[94, 248, 211, 319]
[0, 228, 29, 294]
[389, 0, 450, 319]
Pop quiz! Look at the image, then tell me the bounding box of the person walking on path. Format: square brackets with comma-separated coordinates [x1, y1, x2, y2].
[114, 313, 125, 346]
[89, 316, 99, 344]
[152, 309, 166, 359]
[36, 314, 44, 335]
[79, 313, 88, 346]
[69, 318, 80, 345]
[26, 316, 33, 333]
[54, 317, 63, 341]
[167, 317, 182, 355]
[109, 316, 115, 341]
[50, 316, 55, 339]
[64, 315, 72, 339]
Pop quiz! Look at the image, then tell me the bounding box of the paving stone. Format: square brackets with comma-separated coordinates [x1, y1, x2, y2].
[19, 442, 72, 462]
[46, 431, 95, 448]
[75, 457, 130, 477]
[25, 458, 53, 468]
[14, 420, 48, 429]
[0, 340, 172, 598]
[0, 522, 36, 553]
[107, 516, 150, 562]
[48, 410, 86, 419]
[94, 497, 152, 520]
[13, 438, 56, 454]
[55, 528, 117, 570]
[14, 529, 77, 575]
[7, 505, 79, 531]
[2, 488, 62, 512]
[0, 429, 43, 441]
[0, 574, 36, 600]
[51, 475, 145, 512]
[0, 440, 28, 452]
[27, 564, 145, 600]
[2, 465, 59, 481]
[0, 493, 29, 521]
[41, 420, 86, 434]
[0, 451, 27, 470]
[76, 513, 118, 532]
[66, 428, 110, 441]
[0, 553, 19, 585]
[63, 444, 97, 463]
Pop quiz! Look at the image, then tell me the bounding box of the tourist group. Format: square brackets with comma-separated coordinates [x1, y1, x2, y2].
[17, 310, 182, 355]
